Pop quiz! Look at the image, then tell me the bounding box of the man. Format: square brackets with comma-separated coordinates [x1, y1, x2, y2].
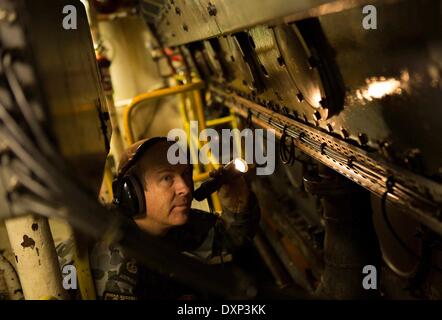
[57, 137, 260, 300]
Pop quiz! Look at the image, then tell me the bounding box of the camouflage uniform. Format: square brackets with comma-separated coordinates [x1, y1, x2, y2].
[56, 193, 260, 300]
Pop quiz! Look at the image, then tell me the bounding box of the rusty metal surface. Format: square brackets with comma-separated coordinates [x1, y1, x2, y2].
[145, 0, 395, 47]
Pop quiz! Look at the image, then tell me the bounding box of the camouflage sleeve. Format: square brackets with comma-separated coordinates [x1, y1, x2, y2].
[56, 238, 139, 300]
[89, 242, 139, 300]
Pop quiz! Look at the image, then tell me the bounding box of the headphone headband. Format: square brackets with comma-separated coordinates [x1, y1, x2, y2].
[117, 136, 168, 179]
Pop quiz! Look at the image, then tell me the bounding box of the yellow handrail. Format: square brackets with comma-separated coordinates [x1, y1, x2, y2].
[123, 81, 205, 145]
[74, 239, 97, 300]
[39, 296, 58, 300]
[206, 116, 234, 127]
[122, 75, 237, 214]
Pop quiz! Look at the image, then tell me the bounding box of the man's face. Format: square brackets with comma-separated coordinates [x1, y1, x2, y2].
[136, 142, 193, 229]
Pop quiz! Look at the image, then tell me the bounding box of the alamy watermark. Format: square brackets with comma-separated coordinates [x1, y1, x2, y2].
[62, 5, 77, 30]
[167, 121, 276, 176]
[362, 265, 377, 290]
[362, 5, 377, 30]
[62, 264, 77, 290]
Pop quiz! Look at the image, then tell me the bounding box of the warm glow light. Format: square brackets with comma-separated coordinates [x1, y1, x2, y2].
[356, 76, 404, 102]
[366, 79, 401, 99]
[233, 158, 248, 173]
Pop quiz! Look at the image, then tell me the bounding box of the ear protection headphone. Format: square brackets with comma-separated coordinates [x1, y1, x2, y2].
[112, 137, 168, 218]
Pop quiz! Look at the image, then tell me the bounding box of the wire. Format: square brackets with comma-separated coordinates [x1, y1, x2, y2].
[11, 193, 64, 219]
[11, 161, 57, 202]
[0, 126, 60, 192]
[2, 52, 57, 160]
[381, 177, 442, 273]
[246, 109, 255, 129]
[0, 127, 58, 189]
[279, 125, 295, 165]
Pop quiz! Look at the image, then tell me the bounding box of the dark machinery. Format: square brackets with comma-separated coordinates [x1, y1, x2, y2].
[139, 0, 442, 299]
[0, 0, 441, 300]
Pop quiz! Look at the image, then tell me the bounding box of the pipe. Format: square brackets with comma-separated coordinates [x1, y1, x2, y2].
[73, 234, 97, 300]
[178, 89, 222, 213]
[123, 81, 204, 145]
[0, 253, 23, 300]
[304, 164, 382, 299]
[206, 116, 234, 127]
[4, 215, 69, 300]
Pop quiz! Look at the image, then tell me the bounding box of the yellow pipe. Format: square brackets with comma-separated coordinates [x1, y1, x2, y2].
[211, 193, 223, 214]
[74, 241, 97, 300]
[192, 89, 207, 132]
[179, 93, 200, 174]
[206, 116, 234, 127]
[123, 81, 204, 145]
[190, 85, 223, 213]
[229, 109, 243, 159]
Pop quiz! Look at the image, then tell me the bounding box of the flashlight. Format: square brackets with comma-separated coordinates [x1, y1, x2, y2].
[193, 158, 248, 201]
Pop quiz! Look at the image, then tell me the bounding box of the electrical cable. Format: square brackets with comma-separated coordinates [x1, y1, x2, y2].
[279, 125, 295, 165]
[2, 52, 57, 160]
[381, 177, 442, 273]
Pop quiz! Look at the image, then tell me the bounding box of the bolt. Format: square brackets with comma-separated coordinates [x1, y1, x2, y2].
[303, 114, 308, 122]
[175, 7, 181, 15]
[274, 91, 283, 101]
[341, 128, 349, 139]
[182, 24, 188, 32]
[326, 123, 333, 132]
[380, 141, 394, 160]
[207, 3, 217, 16]
[313, 111, 321, 121]
[358, 133, 368, 145]
[296, 93, 304, 102]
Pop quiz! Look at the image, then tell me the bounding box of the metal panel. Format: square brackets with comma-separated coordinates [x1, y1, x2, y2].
[151, 0, 396, 47]
[188, 0, 442, 180]
[17, 0, 111, 194]
[155, 0, 220, 45]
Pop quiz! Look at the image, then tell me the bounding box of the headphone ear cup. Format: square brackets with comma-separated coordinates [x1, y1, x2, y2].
[117, 175, 146, 218]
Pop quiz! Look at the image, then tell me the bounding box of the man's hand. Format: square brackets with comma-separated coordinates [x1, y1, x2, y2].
[209, 168, 251, 213]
